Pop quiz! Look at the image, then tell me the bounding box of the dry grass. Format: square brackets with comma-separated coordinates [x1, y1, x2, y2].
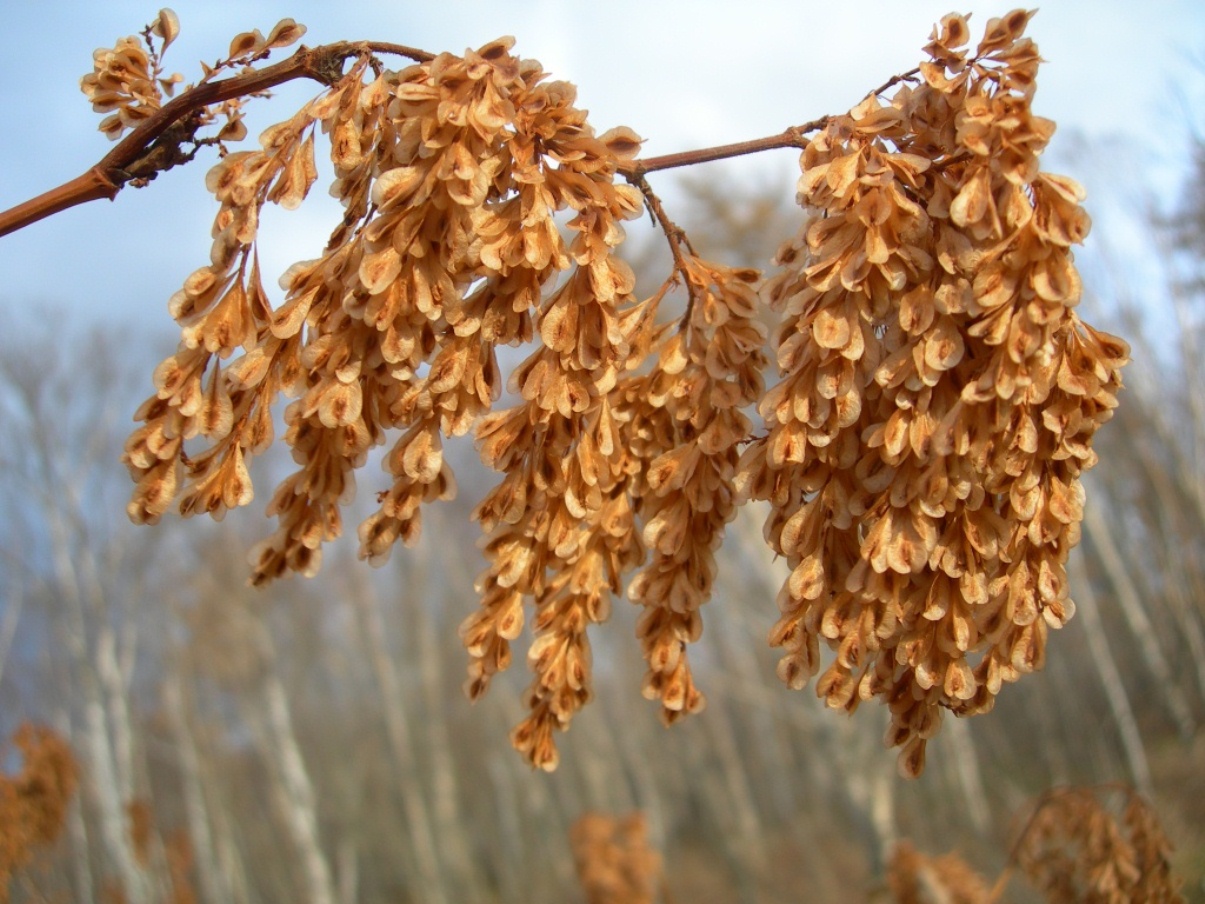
[0, 725, 77, 904]
[576, 788, 1187, 904]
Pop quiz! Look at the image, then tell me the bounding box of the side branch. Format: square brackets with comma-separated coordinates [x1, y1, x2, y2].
[628, 173, 700, 322]
[619, 119, 827, 177]
[0, 51, 890, 238]
[616, 65, 920, 178]
[0, 40, 433, 238]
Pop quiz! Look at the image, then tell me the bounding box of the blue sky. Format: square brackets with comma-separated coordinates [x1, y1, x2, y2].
[1, 0, 1202, 331]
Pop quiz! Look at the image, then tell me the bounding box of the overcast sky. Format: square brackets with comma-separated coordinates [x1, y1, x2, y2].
[1, 0, 1203, 332]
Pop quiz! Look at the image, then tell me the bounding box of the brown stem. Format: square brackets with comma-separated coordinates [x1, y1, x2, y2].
[0, 42, 901, 238]
[628, 173, 702, 325]
[616, 65, 921, 178]
[867, 66, 922, 100]
[619, 119, 827, 178]
[0, 40, 433, 238]
[630, 175, 695, 269]
[0, 170, 120, 235]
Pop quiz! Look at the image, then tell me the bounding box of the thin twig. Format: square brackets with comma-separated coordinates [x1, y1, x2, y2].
[0, 47, 906, 239]
[867, 66, 923, 100]
[619, 118, 828, 179]
[0, 40, 432, 238]
[627, 173, 703, 326]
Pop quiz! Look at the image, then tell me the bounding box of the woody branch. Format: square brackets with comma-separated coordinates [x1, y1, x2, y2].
[0, 33, 911, 240]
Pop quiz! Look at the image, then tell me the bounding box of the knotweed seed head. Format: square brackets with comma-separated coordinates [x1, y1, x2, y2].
[110, 9, 1126, 775]
[0, 725, 78, 899]
[737, 8, 1126, 777]
[571, 812, 662, 904]
[1014, 787, 1185, 903]
[887, 841, 992, 904]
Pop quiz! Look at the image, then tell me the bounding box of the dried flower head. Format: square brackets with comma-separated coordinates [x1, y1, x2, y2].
[571, 812, 662, 904]
[113, 10, 1127, 774]
[887, 840, 992, 904]
[0, 725, 78, 903]
[1013, 787, 1185, 904]
[80, 33, 178, 140]
[736, 8, 1127, 777]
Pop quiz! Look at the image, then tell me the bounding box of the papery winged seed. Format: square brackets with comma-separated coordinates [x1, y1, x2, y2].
[812, 309, 852, 350]
[428, 345, 470, 395]
[978, 9, 1035, 54]
[923, 318, 964, 371]
[645, 445, 688, 494]
[372, 166, 423, 208]
[1032, 255, 1079, 303]
[152, 8, 181, 49]
[399, 429, 443, 483]
[495, 595, 524, 640]
[540, 298, 578, 353]
[950, 168, 990, 227]
[265, 18, 306, 49]
[865, 226, 891, 265]
[228, 30, 264, 59]
[563, 483, 588, 519]
[1047, 476, 1080, 524]
[199, 377, 234, 439]
[318, 381, 362, 428]
[270, 288, 317, 338]
[225, 446, 255, 508]
[825, 153, 861, 196]
[270, 133, 317, 210]
[599, 126, 643, 160]
[835, 390, 861, 428]
[97, 114, 124, 140]
[359, 247, 402, 296]
[788, 557, 825, 601]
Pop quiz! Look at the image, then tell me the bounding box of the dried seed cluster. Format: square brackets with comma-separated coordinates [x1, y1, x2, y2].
[737, 11, 1126, 775]
[887, 786, 1184, 904]
[1016, 787, 1185, 903]
[623, 260, 768, 723]
[111, 11, 1125, 772]
[79, 10, 182, 141]
[887, 841, 993, 904]
[0, 725, 78, 900]
[570, 812, 662, 904]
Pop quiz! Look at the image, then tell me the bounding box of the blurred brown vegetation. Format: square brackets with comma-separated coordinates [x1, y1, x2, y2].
[1, 109, 1204, 904]
[0, 725, 77, 903]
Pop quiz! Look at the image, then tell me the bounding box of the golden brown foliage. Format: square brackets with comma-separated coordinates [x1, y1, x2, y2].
[583, 789, 1185, 904]
[164, 829, 198, 904]
[884, 786, 1185, 904]
[95, 10, 1126, 772]
[739, 10, 1127, 777]
[1009, 786, 1185, 904]
[571, 812, 662, 904]
[126, 798, 154, 868]
[0, 725, 78, 904]
[887, 840, 992, 904]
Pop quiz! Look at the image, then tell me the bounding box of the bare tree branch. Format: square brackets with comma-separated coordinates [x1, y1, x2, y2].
[0, 40, 433, 238]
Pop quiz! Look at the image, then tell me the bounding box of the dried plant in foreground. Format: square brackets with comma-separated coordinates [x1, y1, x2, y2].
[0, 724, 78, 904]
[737, 9, 1127, 777]
[886, 785, 1185, 904]
[0, 8, 1128, 773]
[887, 841, 992, 904]
[571, 812, 663, 904]
[1003, 785, 1186, 904]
